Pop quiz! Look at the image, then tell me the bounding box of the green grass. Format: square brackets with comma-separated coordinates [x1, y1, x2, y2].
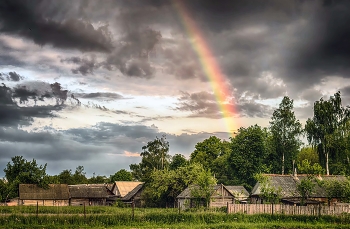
[0, 206, 350, 228]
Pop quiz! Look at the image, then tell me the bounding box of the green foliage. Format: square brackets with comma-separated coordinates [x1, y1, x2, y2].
[254, 174, 281, 203]
[109, 169, 132, 182]
[320, 179, 350, 203]
[130, 135, 170, 182]
[296, 176, 316, 206]
[88, 173, 108, 184]
[305, 91, 350, 175]
[270, 96, 302, 175]
[143, 163, 216, 208]
[169, 154, 188, 170]
[3, 156, 48, 199]
[229, 125, 271, 190]
[297, 159, 324, 175]
[297, 147, 319, 166]
[0, 207, 349, 228]
[0, 178, 8, 202]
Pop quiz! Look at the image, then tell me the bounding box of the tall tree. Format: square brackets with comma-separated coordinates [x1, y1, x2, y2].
[130, 135, 170, 182]
[229, 125, 270, 190]
[305, 92, 350, 175]
[270, 96, 302, 175]
[169, 154, 188, 170]
[144, 163, 216, 207]
[109, 169, 132, 182]
[4, 156, 48, 198]
[190, 136, 231, 184]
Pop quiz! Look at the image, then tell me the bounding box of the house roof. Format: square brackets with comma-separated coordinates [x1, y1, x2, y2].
[112, 181, 143, 197]
[121, 183, 144, 201]
[177, 184, 234, 199]
[226, 186, 249, 198]
[19, 184, 69, 200]
[68, 184, 113, 198]
[251, 174, 347, 198]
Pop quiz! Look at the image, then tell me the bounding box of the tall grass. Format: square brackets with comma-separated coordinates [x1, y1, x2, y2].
[0, 207, 350, 228]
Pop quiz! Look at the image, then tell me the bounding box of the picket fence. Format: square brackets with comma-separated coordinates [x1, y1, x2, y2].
[227, 203, 350, 216]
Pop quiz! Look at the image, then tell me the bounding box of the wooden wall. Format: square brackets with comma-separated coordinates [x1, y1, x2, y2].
[20, 199, 69, 206]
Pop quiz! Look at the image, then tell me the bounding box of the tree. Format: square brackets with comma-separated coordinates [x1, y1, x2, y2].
[143, 163, 216, 207]
[305, 92, 350, 175]
[190, 136, 231, 184]
[169, 154, 188, 170]
[89, 173, 108, 184]
[58, 169, 74, 185]
[4, 156, 48, 198]
[229, 125, 271, 190]
[254, 174, 281, 203]
[270, 96, 302, 175]
[130, 135, 170, 182]
[109, 169, 132, 182]
[296, 147, 324, 175]
[296, 176, 316, 206]
[72, 166, 88, 184]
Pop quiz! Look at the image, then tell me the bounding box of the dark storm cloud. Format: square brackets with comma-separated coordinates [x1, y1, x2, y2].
[0, 72, 24, 81]
[0, 0, 113, 52]
[73, 92, 124, 101]
[176, 91, 272, 118]
[61, 55, 100, 76]
[0, 81, 72, 126]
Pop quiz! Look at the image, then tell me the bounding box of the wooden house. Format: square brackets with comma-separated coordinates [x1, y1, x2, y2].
[177, 184, 235, 210]
[250, 174, 347, 205]
[226, 186, 249, 203]
[121, 183, 144, 207]
[68, 184, 114, 206]
[19, 184, 69, 206]
[111, 181, 143, 198]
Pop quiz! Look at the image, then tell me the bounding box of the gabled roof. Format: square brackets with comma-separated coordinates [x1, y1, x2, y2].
[251, 174, 348, 198]
[68, 184, 113, 198]
[226, 186, 249, 198]
[112, 181, 143, 197]
[121, 183, 144, 201]
[19, 184, 69, 200]
[177, 184, 234, 199]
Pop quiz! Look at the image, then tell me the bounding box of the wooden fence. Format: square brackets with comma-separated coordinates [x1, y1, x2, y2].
[227, 203, 350, 216]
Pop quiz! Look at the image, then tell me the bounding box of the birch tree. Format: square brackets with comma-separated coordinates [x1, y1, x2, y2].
[270, 96, 302, 175]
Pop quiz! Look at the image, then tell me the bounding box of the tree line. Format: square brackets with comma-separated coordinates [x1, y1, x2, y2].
[1, 91, 350, 206]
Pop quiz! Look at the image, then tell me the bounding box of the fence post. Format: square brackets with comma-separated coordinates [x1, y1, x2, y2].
[226, 202, 229, 214]
[272, 203, 274, 215]
[132, 200, 135, 220]
[36, 201, 38, 217]
[84, 202, 86, 219]
[318, 204, 321, 217]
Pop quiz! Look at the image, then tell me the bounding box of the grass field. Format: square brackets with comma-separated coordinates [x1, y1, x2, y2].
[0, 206, 350, 228]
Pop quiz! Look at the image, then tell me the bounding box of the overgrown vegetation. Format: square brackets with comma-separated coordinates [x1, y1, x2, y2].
[0, 206, 350, 228]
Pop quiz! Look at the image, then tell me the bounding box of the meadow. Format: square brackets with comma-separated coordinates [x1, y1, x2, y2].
[0, 206, 350, 228]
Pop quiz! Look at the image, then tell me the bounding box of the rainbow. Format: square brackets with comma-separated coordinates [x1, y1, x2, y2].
[173, 0, 238, 137]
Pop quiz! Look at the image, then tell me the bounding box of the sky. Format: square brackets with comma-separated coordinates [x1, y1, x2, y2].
[1, 0, 350, 177]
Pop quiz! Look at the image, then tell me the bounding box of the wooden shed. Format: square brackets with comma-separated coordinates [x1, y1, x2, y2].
[19, 184, 69, 206]
[68, 184, 114, 206]
[250, 174, 347, 205]
[177, 184, 235, 210]
[226, 186, 250, 203]
[121, 183, 144, 207]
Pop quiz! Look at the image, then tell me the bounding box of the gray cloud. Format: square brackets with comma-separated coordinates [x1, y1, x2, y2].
[73, 92, 124, 101]
[0, 72, 24, 81]
[0, 0, 113, 52]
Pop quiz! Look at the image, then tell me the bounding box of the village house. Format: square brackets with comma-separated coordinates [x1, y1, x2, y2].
[68, 184, 115, 206]
[19, 184, 70, 206]
[177, 184, 235, 210]
[121, 183, 144, 207]
[110, 181, 143, 198]
[226, 186, 249, 203]
[250, 174, 347, 206]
